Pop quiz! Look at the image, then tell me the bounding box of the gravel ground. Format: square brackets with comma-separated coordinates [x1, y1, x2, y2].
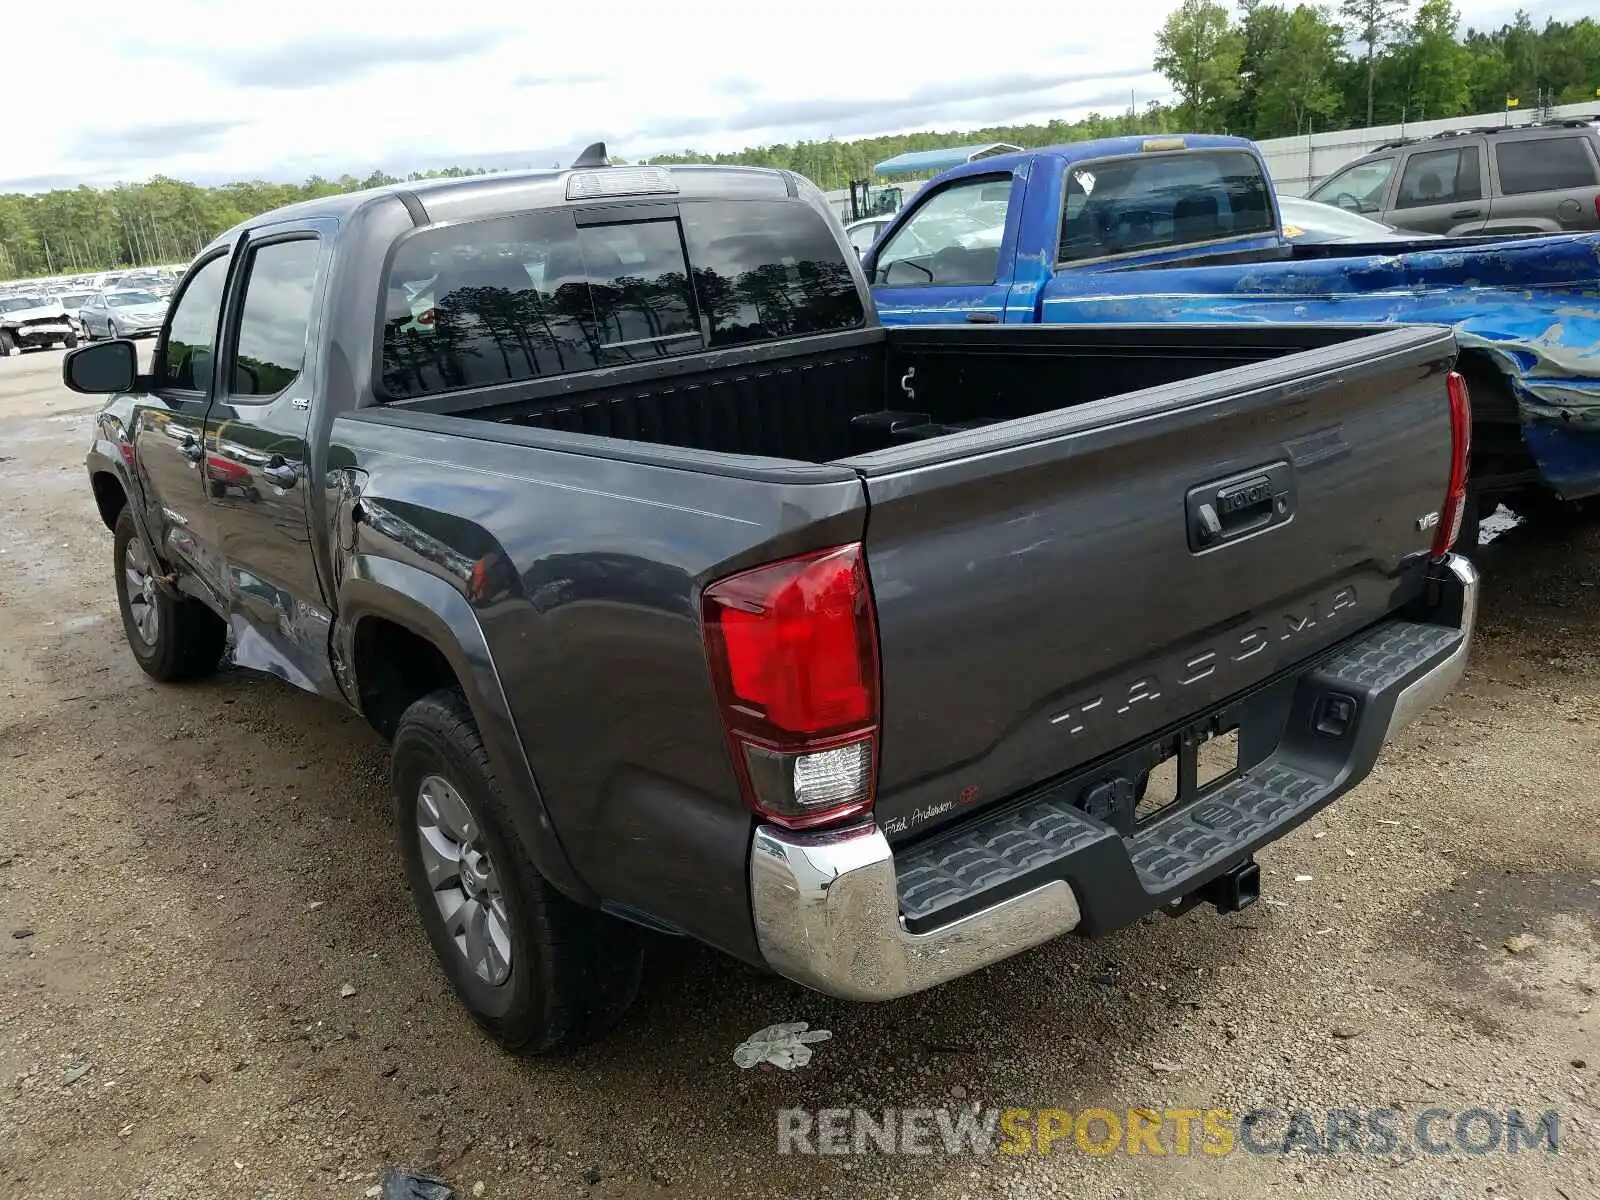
[2, 344, 1599, 1199]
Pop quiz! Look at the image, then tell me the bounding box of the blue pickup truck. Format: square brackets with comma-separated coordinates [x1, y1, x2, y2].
[862, 134, 1600, 532]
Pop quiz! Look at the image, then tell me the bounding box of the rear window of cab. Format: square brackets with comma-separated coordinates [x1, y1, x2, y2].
[378, 197, 865, 401]
[1058, 150, 1275, 263]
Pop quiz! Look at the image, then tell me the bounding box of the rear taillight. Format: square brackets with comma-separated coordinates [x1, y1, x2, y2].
[1434, 370, 1473, 558]
[417, 308, 436, 326]
[702, 543, 880, 830]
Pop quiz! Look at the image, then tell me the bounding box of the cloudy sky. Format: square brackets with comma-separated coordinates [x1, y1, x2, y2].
[7, 0, 1591, 193]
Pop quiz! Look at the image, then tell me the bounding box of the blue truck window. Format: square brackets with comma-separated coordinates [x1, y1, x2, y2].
[679, 199, 865, 346]
[1396, 146, 1482, 209]
[871, 176, 1011, 287]
[1057, 150, 1274, 263]
[380, 210, 601, 399]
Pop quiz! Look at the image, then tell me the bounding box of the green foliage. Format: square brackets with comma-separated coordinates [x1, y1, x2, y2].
[2, 5, 1596, 281]
[1187, 4, 1600, 132]
[1156, 0, 1247, 129]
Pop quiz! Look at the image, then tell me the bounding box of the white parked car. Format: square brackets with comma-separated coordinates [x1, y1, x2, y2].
[0, 294, 78, 355]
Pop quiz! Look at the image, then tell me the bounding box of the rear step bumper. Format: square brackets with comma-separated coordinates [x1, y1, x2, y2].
[749, 553, 1478, 1002]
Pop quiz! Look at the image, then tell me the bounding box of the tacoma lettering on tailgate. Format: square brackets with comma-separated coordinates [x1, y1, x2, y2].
[1049, 587, 1358, 738]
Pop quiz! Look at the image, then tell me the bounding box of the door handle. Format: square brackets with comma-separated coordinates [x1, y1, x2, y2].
[1451, 208, 1481, 219]
[1186, 462, 1295, 553]
[180, 436, 203, 462]
[262, 458, 301, 489]
[965, 311, 999, 324]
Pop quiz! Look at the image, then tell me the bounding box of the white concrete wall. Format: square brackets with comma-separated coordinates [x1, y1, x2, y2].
[1258, 100, 1600, 195]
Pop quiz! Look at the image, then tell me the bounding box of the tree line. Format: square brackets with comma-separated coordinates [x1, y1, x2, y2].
[1, 5, 1594, 281]
[1157, 2, 1599, 136]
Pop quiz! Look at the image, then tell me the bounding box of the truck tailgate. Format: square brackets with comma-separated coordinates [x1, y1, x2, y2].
[853, 325, 1457, 841]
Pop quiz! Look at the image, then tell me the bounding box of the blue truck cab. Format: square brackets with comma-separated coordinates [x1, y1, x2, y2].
[863, 134, 1600, 520]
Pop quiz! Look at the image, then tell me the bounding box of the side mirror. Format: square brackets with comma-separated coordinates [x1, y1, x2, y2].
[62, 340, 137, 395]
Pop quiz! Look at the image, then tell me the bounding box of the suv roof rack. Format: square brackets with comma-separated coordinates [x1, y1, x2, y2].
[1371, 119, 1597, 153]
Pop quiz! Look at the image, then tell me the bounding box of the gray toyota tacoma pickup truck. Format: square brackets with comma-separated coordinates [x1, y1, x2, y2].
[68, 149, 1478, 1051]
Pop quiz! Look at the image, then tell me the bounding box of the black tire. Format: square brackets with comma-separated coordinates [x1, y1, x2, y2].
[391, 688, 643, 1053]
[0, 330, 15, 357]
[111, 506, 227, 681]
[110, 318, 122, 339]
[64, 331, 79, 349]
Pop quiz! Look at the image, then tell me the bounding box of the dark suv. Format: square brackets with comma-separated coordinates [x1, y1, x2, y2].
[1307, 117, 1600, 237]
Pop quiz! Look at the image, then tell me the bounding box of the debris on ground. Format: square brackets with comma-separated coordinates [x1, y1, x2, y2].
[733, 1021, 832, 1070]
[379, 1167, 456, 1200]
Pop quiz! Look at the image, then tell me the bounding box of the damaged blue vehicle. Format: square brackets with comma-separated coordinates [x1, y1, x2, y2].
[864, 134, 1600, 535]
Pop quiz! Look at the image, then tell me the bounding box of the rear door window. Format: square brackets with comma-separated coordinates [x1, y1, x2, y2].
[1495, 136, 1600, 194]
[1057, 150, 1274, 262]
[1395, 146, 1483, 209]
[229, 238, 320, 399]
[680, 199, 865, 346]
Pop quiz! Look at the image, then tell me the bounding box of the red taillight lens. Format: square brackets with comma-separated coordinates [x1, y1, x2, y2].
[1435, 370, 1473, 558]
[417, 308, 436, 326]
[702, 544, 880, 829]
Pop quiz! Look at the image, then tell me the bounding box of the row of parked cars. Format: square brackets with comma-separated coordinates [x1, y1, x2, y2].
[0, 269, 178, 356]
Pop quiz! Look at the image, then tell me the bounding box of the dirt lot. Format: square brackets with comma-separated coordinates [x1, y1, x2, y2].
[2, 343, 1599, 1200]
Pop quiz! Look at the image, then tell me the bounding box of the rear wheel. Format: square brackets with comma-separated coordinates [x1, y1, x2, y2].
[63, 331, 79, 349]
[112, 506, 226, 681]
[391, 689, 643, 1053]
[0, 331, 15, 357]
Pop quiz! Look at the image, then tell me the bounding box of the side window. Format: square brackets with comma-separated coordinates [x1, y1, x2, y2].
[1395, 147, 1483, 209]
[380, 209, 600, 399]
[1308, 157, 1395, 212]
[872, 176, 1011, 287]
[1495, 137, 1600, 194]
[157, 254, 230, 392]
[575, 219, 698, 363]
[680, 199, 864, 347]
[230, 238, 320, 399]
[846, 223, 880, 254]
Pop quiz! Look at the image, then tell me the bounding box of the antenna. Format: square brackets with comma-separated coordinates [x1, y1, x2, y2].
[571, 141, 610, 169]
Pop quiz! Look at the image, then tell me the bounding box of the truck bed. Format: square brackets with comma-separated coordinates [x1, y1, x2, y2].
[387, 323, 1401, 465]
[360, 320, 1460, 855]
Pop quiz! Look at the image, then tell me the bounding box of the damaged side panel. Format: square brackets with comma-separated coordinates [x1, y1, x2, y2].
[1038, 232, 1600, 498]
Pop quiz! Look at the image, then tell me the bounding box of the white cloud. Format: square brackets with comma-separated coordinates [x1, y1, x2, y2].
[6, 0, 1589, 191]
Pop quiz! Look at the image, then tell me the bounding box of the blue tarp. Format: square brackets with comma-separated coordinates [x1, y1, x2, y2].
[872, 143, 1022, 177]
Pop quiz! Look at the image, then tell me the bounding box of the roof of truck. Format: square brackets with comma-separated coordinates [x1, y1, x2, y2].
[873, 143, 1023, 176]
[915, 134, 1260, 182]
[214, 162, 802, 244]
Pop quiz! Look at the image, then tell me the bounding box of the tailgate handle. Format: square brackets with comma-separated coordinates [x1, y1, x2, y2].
[1186, 462, 1294, 553]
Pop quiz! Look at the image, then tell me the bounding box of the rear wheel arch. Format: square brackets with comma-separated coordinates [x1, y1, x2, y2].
[91, 471, 128, 531]
[350, 613, 463, 740]
[337, 567, 597, 907]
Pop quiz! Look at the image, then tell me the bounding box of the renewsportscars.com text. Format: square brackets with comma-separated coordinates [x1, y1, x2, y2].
[776, 1106, 1560, 1157]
